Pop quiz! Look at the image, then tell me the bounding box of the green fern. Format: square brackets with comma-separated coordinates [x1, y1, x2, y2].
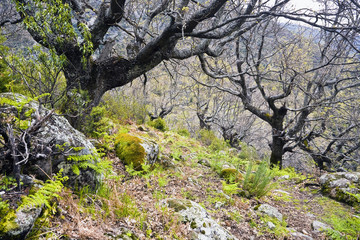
[19, 170, 68, 209]
[66, 149, 113, 176]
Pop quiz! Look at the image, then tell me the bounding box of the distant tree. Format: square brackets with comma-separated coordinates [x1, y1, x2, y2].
[198, 19, 360, 169]
[145, 62, 191, 121]
[3, 0, 290, 126]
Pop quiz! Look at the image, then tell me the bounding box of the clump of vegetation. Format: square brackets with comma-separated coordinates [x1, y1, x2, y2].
[148, 118, 168, 132]
[272, 166, 306, 182]
[0, 33, 11, 93]
[317, 197, 360, 240]
[239, 161, 275, 199]
[220, 168, 243, 183]
[259, 214, 289, 238]
[198, 129, 216, 146]
[198, 129, 227, 151]
[0, 171, 67, 237]
[115, 133, 146, 169]
[19, 171, 67, 209]
[177, 128, 190, 137]
[83, 105, 113, 138]
[103, 92, 147, 124]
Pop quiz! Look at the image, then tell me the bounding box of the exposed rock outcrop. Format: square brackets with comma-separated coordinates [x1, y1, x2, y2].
[0, 206, 42, 240]
[0, 93, 101, 189]
[319, 172, 360, 206]
[166, 198, 238, 240]
[311, 220, 332, 233]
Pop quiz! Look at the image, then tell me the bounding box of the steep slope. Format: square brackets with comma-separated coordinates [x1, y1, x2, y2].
[1, 123, 359, 239]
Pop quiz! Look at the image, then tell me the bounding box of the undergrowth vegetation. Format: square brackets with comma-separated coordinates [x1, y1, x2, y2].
[0, 91, 358, 239]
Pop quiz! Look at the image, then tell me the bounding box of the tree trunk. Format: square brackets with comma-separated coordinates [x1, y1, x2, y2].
[269, 106, 288, 169]
[270, 132, 285, 169]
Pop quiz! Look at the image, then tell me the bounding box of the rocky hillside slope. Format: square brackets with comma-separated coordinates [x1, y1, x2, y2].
[1, 115, 359, 239]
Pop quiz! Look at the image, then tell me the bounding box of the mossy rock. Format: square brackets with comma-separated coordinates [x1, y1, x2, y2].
[220, 168, 243, 183]
[115, 133, 146, 169]
[167, 199, 193, 212]
[319, 173, 360, 206]
[0, 206, 42, 240]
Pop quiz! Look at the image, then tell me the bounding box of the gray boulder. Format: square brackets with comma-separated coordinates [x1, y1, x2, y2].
[311, 221, 332, 233]
[0, 206, 42, 240]
[0, 93, 101, 189]
[319, 172, 360, 206]
[138, 136, 159, 165]
[256, 204, 283, 222]
[166, 198, 238, 240]
[290, 231, 314, 240]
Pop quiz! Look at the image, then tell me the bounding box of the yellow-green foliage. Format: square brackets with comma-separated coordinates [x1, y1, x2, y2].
[0, 206, 17, 235]
[19, 171, 67, 209]
[198, 129, 216, 146]
[259, 214, 289, 238]
[198, 129, 226, 151]
[115, 133, 146, 169]
[272, 166, 306, 182]
[220, 168, 243, 183]
[240, 161, 275, 199]
[0, 33, 11, 93]
[102, 92, 147, 124]
[83, 105, 112, 138]
[114, 193, 141, 219]
[148, 118, 168, 132]
[317, 197, 360, 239]
[177, 128, 190, 137]
[0, 93, 49, 129]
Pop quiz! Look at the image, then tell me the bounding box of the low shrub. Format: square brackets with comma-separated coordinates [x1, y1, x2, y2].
[148, 118, 168, 132]
[83, 105, 113, 138]
[240, 161, 275, 199]
[177, 128, 190, 137]
[103, 92, 147, 124]
[220, 168, 243, 183]
[198, 129, 226, 151]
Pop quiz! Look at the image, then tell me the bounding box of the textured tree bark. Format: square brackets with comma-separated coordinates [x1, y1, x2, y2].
[270, 133, 285, 168]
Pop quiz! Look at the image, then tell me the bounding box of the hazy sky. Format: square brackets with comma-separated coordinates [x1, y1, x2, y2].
[289, 0, 321, 10]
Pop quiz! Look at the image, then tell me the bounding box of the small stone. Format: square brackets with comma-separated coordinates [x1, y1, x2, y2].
[166, 198, 238, 240]
[319, 174, 336, 185]
[267, 221, 276, 230]
[137, 126, 148, 131]
[20, 175, 34, 186]
[344, 173, 359, 183]
[306, 213, 315, 218]
[217, 190, 231, 200]
[198, 159, 211, 167]
[219, 150, 226, 155]
[290, 231, 314, 240]
[257, 204, 283, 222]
[279, 175, 290, 180]
[215, 202, 224, 209]
[312, 220, 332, 232]
[5, 206, 43, 239]
[273, 189, 290, 195]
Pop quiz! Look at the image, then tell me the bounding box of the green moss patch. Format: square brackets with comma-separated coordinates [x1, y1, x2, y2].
[115, 133, 146, 169]
[220, 168, 243, 183]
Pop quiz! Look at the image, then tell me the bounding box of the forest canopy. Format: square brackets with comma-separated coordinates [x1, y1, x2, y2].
[0, 0, 360, 170]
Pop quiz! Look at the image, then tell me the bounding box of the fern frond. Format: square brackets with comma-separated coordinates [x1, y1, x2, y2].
[19, 171, 66, 210]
